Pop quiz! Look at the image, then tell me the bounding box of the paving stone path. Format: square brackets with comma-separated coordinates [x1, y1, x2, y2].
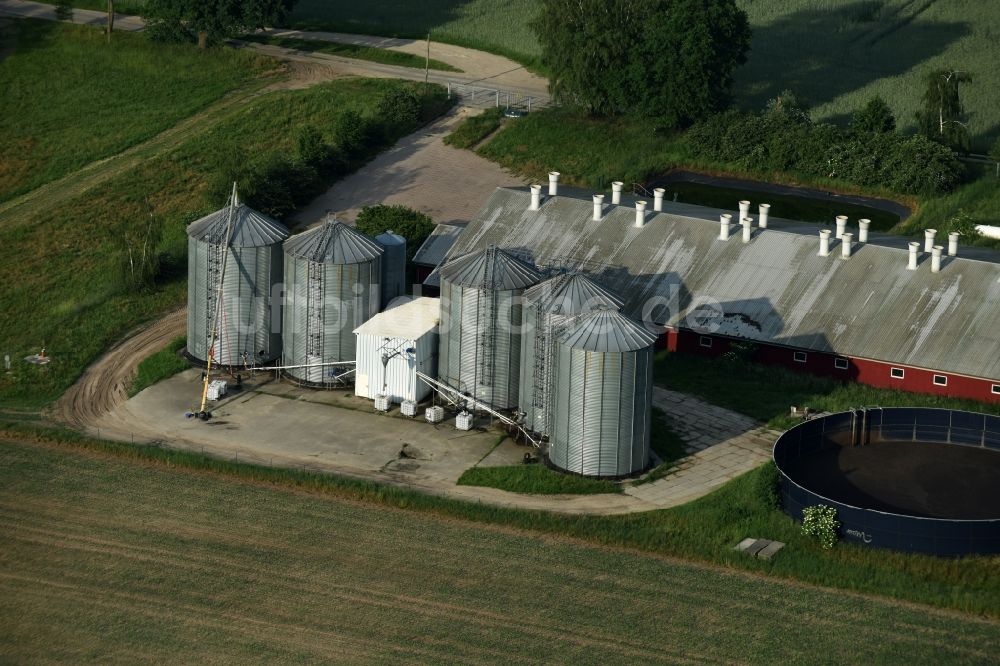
[624, 388, 781, 508]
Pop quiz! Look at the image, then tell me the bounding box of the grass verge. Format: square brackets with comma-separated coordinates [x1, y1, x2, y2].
[129, 336, 188, 397]
[0, 19, 270, 203]
[457, 462, 622, 495]
[633, 407, 687, 485]
[3, 422, 999, 621]
[443, 108, 504, 149]
[239, 34, 461, 72]
[654, 352, 1000, 430]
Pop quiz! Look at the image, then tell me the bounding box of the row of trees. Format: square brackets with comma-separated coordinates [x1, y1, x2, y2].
[144, 0, 296, 48]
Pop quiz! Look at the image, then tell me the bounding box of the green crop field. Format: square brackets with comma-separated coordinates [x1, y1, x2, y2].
[0, 19, 270, 203]
[2, 438, 998, 663]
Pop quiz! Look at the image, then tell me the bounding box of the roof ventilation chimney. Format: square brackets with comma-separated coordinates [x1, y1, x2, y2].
[931, 245, 943, 273]
[592, 194, 604, 222]
[611, 181, 624, 205]
[758, 203, 770, 229]
[739, 200, 750, 223]
[719, 213, 732, 241]
[548, 172, 560, 196]
[841, 232, 853, 259]
[653, 188, 665, 212]
[635, 201, 647, 228]
[924, 228, 937, 253]
[529, 184, 542, 211]
[908, 242, 920, 270]
[948, 232, 959, 257]
[819, 229, 831, 257]
[835, 215, 848, 239]
[741, 217, 753, 243]
[858, 219, 870, 243]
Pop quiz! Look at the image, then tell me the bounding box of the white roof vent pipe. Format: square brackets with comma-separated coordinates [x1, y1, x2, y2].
[548, 171, 560, 196]
[931, 245, 943, 273]
[741, 217, 753, 243]
[908, 242, 920, 270]
[835, 215, 848, 239]
[948, 231, 959, 257]
[758, 203, 770, 229]
[719, 214, 732, 241]
[841, 232, 854, 259]
[819, 229, 831, 257]
[738, 200, 750, 222]
[858, 219, 871, 243]
[924, 228, 937, 253]
[592, 194, 604, 221]
[529, 184, 542, 211]
[635, 201, 647, 228]
[653, 188, 665, 212]
[611, 181, 624, 205]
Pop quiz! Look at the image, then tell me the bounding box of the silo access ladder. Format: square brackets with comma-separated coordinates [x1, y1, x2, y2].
[415, 371, 539, 448]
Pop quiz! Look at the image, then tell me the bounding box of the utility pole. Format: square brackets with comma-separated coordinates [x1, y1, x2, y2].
[424, 32, 430, 84]
[107, 0, 114, 42]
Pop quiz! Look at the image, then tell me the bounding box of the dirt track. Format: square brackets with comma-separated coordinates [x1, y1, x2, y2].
[56, 309, 186, 430]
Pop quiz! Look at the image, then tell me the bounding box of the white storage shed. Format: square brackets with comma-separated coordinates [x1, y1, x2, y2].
[354, 297, 440, 403]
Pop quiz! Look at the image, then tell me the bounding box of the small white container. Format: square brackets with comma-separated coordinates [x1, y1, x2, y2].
[425, 406, 444, 424]
[374, 394, 390, 412]
[455, 411, 474, 431]
[401, 400, 418, 417]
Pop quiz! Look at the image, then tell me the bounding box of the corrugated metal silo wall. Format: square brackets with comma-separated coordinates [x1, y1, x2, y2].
[187, 239, 283, 366]
[283, 254, 381, 384]
[355, 330, 437, 402]
[550, 346, 653, 477]
[380, 240, 406, 306]
[518, 307, 574, 437]
[439, 279, 523, 409]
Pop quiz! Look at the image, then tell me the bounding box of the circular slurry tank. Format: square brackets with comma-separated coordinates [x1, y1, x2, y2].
[774, 408, 1000, 557]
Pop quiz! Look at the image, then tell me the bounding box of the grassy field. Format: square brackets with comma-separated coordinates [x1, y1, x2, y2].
[458, 462, 622, 494]
[240, 34, 461, 71]
[654, 352, 1000, 430]
[0, 22, 450, 411]
[0, 19, 270, 203]
[2, 436, 999, 662]
[129, 336, 187, 397]
[443, 107, 504, 149]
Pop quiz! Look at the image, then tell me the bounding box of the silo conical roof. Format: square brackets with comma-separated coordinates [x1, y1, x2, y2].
[186, 203, 289, 247]
[375, 230, 406, 246]
[284, 219, 384, 264]
[439, 246, 541, 290]
[559, 309, 657, 352]
[523, 273, 623, 315]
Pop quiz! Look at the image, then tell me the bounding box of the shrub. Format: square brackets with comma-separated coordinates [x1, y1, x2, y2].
[851, 96, 896, 134]
[375, 88, 421, 130]
[331, 110, 369, 156]
[54, 0, 73, 20]
[296, 124, 329, 166]
[354, 205, 435, 262]
[802, 505, 840, 549]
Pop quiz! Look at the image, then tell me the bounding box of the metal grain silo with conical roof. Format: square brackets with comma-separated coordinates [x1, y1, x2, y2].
[438, 246, 541, 409]
[186, 196, 289, 367]
[518, 274, 623, 437]
[549, 309, 657, 478]
[282, 218, 384, 385]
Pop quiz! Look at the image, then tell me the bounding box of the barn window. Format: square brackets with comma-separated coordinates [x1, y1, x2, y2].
[834, 358, 849, 370]
[699, 336, 713, 348]
[992, 384, 1000, 395]
[890, 367, 905, 379]
[793, 351, 808, 363]
[933, 375, 948, 386]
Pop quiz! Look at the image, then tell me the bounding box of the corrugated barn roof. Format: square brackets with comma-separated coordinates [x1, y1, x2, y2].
[186, 203, 289, 247]
[413, 224, 463, 267]
[523, 273, 623, 315]
[560, 309, 658, 352]
[284, 219, 384, 264]
[439, 245, 541, 290]
[434, 187, 1000, 381]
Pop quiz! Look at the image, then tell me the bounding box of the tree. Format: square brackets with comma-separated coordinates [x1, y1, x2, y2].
[765, 89, 811, 124]
[851, 96, 895, 133]
[144, 0, 297, 48]
[532, 0, 749, 125]
[354, 205, 434, 263]
[916, 68, 972, 153]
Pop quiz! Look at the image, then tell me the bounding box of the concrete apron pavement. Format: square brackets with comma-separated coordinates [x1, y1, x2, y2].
[94, 370, 777, 516]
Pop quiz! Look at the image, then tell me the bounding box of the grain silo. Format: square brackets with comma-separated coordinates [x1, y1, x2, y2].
[282, 218, 383, 385]
[375, 230, 406, 306]
[518, 274, 623, 437]
[549, 309, 657, 477]
[438, 246, 541, 409]
[186, 195, 289, 366]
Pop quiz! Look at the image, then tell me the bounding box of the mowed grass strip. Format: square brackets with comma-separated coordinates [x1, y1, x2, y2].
[1, 438, 998, 663]
[240, 34, 461, 71]
[129, 336, 188, 397]
[0, 19, 270, 203]
[458, 463, 623, 494]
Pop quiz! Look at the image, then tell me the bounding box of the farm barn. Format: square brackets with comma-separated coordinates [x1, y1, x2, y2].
[424, 181, 1000, 404]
